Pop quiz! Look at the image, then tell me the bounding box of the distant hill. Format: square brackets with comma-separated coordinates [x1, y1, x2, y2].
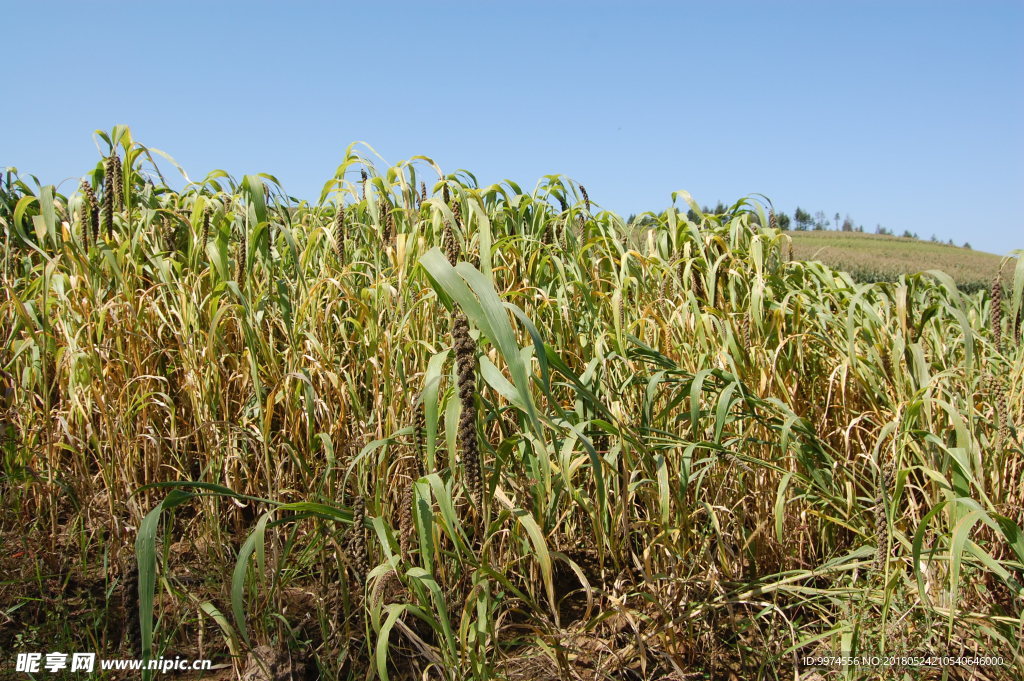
[785, 230, 1012, 293]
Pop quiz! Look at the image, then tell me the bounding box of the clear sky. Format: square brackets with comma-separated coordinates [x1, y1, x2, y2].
[4, 1, 1022, 254]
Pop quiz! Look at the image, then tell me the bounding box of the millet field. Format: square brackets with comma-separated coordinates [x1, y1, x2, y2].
[1, 127, 1022, 680]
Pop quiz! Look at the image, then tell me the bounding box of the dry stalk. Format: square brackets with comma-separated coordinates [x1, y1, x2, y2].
[874, 454, 895, 573]
[122, 564, 141, 656]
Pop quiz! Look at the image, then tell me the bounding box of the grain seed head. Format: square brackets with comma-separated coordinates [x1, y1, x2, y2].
[348, 494, 369, 584]
[200, 205, 210, 247]
[109, 153, 123, 211]
[103, 156, 117, 239]
[453, 313, 483, 512]
[991, 276, 1003, 351]
[235, 224, 247, 285]
[334, 203, 346, 262]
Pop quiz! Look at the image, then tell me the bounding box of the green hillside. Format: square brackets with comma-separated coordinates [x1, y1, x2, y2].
[786, 230, 1013, 293]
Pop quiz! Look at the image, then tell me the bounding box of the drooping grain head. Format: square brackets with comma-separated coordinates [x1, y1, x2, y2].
[580, 184, 590, 213]
[541, 220, 552, 246]
[397, 473, 416, 558]
[381, 201, 394, 245]
[79, 180, 98, 249]
[91, 199, 100, 245]
[109, 153, 123, 212]
[991, 276, 1003, 351]
[691, 264, 706, 303]
[451, 196, 461, 225]
[443, 220, 458, 265]
[103, 156, 116, 239]
[369, 569, 402, 610]
[880, 348, 893, 381]
[161, 215, 176, 252]
[77, 197, 89, 249]
[200, 205, 210, 247]
[769, 209, 777, 231]
[235, 224, 247, 285]
[348, 494, 369, 584]
[452, 313, 483, 513]
[420, 181, 427, 204]
[414, 404, 426, 479]
[998, 383, 1011, 450]
[990, 374, 1010, 451]
[444, 200, 461, 264]
[397, 408, 423, 557]
[721, 450, 752, 473]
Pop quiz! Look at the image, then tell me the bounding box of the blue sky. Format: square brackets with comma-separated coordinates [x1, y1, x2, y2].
[4, 1, 1022, 254]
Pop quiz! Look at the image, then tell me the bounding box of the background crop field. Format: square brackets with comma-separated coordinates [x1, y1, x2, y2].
[1, 129, 1022, 680]
[786, 230, 1008, 293]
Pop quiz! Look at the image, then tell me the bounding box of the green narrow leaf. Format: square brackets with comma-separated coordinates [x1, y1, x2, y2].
[231, 530, 261, 646]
